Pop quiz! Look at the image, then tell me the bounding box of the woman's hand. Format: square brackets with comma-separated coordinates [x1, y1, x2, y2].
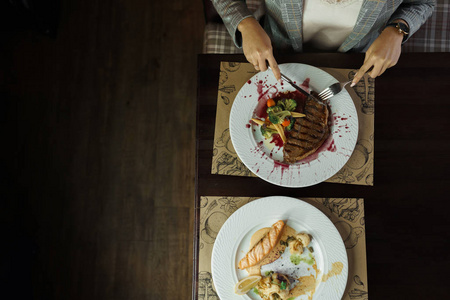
[238, 17, 281, 81]
[351, 23, 405, 86]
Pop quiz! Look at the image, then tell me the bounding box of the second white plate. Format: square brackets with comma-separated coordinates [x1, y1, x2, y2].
[211, 196, 348, 300]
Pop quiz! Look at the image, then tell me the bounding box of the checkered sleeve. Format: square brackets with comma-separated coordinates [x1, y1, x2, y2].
[388, 0, 435, 42]
[211, 0, 255, 48]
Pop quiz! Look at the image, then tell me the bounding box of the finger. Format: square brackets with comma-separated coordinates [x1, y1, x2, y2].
[378, 64, 389, 77]
[257, 56, 268, 72]
[351, 59, 374, 87]
[267, 56, 281, 82]
[363, 50, 371, 64]
[245, 55, 258, 71]
[368, 62, 383, 79]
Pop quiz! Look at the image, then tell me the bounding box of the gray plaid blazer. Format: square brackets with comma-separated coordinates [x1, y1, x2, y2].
[212, 0, 435, 52]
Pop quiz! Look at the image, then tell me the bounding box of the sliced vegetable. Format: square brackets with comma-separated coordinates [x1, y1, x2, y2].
[285, 116, 295, 131]
[260, 125, 278, 139]
[266, 98, 276, 107]
[281, 118, 290, 127]
[251, 98, 302, 141]
[266, 106, 282, 114]
[251, 118, 265, 126]
[234, 275, 262, 295]
[267, 106, 291, 125]
[251, 118, 277, 130]
[291, 112, 306, 118]
[273, 124, 286, 143]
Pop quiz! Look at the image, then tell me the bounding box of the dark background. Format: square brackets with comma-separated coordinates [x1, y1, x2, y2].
[2, 1, 449, 300]
[1, 0, 203, 299]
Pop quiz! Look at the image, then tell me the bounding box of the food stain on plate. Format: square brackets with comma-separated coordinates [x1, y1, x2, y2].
[321, 262, 344, 282]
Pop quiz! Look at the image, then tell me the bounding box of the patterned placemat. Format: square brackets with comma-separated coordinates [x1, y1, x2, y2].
[211, 62, 375, 185]
[197, 196, 368, 300]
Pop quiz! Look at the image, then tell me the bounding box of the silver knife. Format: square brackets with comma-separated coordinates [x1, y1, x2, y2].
[268, 67, 322, 103]
[280, 72, 324, 104]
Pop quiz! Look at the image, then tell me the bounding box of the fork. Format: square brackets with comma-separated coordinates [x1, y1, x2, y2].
[317, 80, 352, 101]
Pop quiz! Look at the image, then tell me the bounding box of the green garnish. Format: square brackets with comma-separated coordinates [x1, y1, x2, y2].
[277, 99, 297, 111]
[290, 254, 301, 265]
[280, 281, 287, 290]
[260, 124, 278, 139]
[290, 253, 315, 265]
[266, 106, 291, 125]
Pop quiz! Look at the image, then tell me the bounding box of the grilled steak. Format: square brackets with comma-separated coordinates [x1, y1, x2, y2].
[283, 97, 330, 163]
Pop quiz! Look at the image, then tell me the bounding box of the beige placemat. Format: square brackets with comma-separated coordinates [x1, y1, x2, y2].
[197, 196, 368, 300]
[211, 62, 375, 185]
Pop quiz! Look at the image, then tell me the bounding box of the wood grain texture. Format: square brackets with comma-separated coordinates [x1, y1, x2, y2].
[1, 0, 203, 299]
[195, 53, 450, 299]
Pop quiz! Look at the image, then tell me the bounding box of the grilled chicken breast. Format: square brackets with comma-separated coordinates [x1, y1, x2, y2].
[238, 220, 285, 270]
[283, 97, 329, 163]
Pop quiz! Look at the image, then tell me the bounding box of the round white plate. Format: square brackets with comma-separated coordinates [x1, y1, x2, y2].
[229, 63, 358, 187]
[211, 196, 348, 300]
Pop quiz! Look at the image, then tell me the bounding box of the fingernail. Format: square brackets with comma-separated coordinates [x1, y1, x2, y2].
[350, 82, 356, 87]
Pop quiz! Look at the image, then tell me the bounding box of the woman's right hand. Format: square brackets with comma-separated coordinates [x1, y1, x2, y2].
[238, 17, 281, 81]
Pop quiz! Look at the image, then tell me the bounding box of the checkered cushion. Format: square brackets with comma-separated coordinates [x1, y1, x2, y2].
[203, 0, 263, 54]
[203, 0, 449, 54]
[403, 0, 450, 52]
[203, 22, 243, 54]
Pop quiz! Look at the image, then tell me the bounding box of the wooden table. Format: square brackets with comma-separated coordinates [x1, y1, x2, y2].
[194, 53, 450, 299]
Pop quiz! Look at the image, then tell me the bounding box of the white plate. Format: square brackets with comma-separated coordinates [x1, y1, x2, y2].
[211, 196, 348, 300]
[229, 63, 358, 187]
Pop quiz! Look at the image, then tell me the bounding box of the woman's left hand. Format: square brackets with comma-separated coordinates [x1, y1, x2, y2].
[351, 25, 405, 86]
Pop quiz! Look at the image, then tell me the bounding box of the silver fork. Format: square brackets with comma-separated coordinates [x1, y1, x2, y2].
[317, 80, 352, 101]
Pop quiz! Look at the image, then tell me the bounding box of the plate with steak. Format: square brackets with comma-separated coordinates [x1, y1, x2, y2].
[229, 63, 358, 187]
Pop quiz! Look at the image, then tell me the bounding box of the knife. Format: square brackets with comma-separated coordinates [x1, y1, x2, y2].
[280, 72, 323, 103]
[268, 67, 322, 103]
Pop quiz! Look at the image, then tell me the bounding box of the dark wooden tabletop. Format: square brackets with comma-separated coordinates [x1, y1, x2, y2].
[194, 53, 450, 299]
